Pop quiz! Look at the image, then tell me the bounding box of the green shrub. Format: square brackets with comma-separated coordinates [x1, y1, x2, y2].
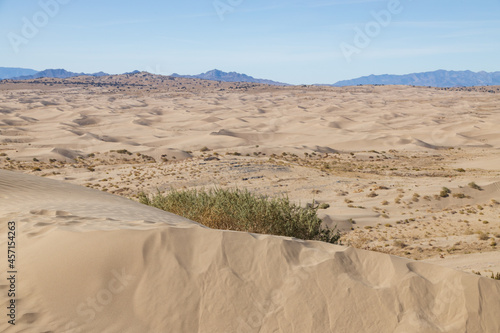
[139, 188, 340, 243]
[440, 187, 451, 198]
[318, 203, 330, 209]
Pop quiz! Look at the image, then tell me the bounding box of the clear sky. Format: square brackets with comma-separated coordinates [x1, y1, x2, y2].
[0, 0, 499, 84]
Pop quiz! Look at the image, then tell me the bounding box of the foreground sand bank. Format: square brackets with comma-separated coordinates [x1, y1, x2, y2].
[1, 170, 500, 332]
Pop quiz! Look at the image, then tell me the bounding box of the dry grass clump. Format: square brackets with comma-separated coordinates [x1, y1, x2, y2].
[477, 231, 490, 241]
[468, 182, 482, 190]
[139, 188, 340, 243]
[393, 240, 407, 248]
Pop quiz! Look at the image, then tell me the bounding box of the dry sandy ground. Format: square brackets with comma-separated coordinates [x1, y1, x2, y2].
[1, 75, 500, 331]
[1, 170, 500, 332]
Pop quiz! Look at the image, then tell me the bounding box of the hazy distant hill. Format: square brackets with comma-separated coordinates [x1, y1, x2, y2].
[0, 67, 38, 80]
[171, 69, 288, 86]
[12, 68, 109, 80]
[332, 70, 500, 88]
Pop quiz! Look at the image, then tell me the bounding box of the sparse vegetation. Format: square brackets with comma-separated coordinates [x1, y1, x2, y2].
[477, 231, 489, 241]
[393, 240, 407, 248]
[139, 188, 340, 243]
[440, 187, 451, 198]
[468, 182, 482, 190]
[318, 203, 330, 209]
[116, 149, 132, 155]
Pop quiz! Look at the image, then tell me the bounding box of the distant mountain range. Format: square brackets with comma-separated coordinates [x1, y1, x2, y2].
[8, 68, 109, 80]
[1, 67, 500, 87]
[171, 69, 288, 86]
[1, 67, 287, 85]
[332, 70, 500, 88]
[0, 67, 38, 79]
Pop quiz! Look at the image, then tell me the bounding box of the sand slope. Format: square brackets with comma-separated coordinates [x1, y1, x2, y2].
[1, 170, 500, 332]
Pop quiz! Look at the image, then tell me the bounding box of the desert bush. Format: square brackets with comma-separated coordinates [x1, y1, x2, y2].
[477, 231, 489, 241]
[440, 187, 451, 198]
[468, 182, 482, 190]
[318, 203, 330, 209]
[393, 240, 407, 248]
[453, 193, 466, 199]
[139, 188, 340, 243]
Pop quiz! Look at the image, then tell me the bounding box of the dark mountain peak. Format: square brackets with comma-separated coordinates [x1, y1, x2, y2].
[173, 69, 288, 86]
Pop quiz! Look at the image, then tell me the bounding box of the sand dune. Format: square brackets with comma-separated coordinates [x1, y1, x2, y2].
[1, 170, 500, 332]
[1, 84, 500, 163]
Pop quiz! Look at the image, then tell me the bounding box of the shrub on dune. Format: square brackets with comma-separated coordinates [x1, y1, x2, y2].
[139, 188, 340, 244]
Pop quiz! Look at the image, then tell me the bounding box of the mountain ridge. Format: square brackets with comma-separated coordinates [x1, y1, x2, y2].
[11, 68, 109, 80]
[0, 67, 38, 80]
[170, 69, 289, 86]
[2, 67, 500, 87]
[332, 69, 500, 87]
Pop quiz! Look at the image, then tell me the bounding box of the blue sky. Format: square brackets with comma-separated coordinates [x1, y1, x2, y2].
[0, 0, 499, 84]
